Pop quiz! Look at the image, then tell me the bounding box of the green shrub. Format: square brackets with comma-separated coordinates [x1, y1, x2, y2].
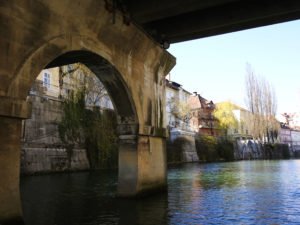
[273, 143, 290, 159]
[195, 135, 235, 162]
[85, 109, 118, 169]
[195, 135, 218, 162]
[58, 89, 118, 170]
[279, 144, 290, 159]
[262, 143, 290, 159]
[217, 139, 234, 161]
[166, 137, 186, 163]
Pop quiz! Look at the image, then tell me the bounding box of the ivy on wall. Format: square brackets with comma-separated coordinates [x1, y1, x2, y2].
[58, 64, 118, 169]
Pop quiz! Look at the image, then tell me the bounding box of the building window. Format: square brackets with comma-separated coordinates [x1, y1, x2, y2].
[43, 72, 51, 89]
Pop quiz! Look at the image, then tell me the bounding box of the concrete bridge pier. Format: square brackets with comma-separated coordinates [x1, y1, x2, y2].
[0, 97, 31, 225]
[118, 134, 167, 197]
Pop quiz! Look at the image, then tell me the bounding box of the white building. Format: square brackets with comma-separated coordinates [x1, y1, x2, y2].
[30, 65, 113, 110]
[291, 130, 300, 151]
[229, 107, 253, 139]
[165, 79, 192, 131]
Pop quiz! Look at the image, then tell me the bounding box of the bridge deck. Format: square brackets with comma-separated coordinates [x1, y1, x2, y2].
[122, 0, 300, 44]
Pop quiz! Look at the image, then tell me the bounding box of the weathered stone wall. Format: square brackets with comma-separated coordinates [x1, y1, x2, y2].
[0, 116, 24, 224]
[21, 148, 89, 174]
[0, 1, 175, 221]
[118, 135, 167, 196]
[0, 0, 175, 136]
[181, 135, 199, 162]
[21, 95, 92, 174]
[167, 134, 199, 163]
[23, 95, 63, 148]
[234, 139, 263, 160]
[234, 139, 291, 160]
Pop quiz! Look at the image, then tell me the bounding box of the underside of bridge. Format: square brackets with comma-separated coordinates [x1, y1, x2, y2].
[121, 0, 300, 44]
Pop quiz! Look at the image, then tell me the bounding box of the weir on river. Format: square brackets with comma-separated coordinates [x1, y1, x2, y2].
[235, 139, 263, 159]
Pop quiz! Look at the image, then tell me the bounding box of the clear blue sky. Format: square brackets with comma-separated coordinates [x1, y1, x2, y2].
[168, 19, 300, 115]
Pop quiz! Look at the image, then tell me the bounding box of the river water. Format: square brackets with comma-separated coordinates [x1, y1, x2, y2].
[21, 160, 300, 225]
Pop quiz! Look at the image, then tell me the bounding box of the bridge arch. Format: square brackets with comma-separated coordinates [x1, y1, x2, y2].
[7, 35, 140, 128]
[45, 49, 139, 134]
[0, 1, 175, 224]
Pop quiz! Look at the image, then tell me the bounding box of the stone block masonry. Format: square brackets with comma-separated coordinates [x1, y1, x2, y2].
[21, 95, 91, 174]
[0, 1, 174, 222]
[21, 148, 90, 174]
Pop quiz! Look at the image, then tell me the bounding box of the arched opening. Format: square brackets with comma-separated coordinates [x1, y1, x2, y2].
[45, 50, 138, 130]
[21, 50, 139, 167]
[19, 50, 141, 224]
[0, 2, 172, 223]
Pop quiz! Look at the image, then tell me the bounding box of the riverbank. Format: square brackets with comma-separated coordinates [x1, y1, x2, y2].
[167, 134, 293, 165]
[21, 136, 292, 175]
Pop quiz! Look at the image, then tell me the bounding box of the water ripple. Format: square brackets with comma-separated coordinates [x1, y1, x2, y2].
[21, 160, 300, 225]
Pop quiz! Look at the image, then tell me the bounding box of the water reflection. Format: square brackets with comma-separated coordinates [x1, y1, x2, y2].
[167, 161, 300, 225]
[21, 160, 300, 225]
[21, 171, 168, 225]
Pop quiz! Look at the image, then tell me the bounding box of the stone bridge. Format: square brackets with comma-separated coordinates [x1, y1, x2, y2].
[0, 1, 175, 224]
[2, 0, 300, 224]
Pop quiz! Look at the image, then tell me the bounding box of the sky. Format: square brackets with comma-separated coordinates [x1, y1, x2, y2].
[168, 19, 300, 116]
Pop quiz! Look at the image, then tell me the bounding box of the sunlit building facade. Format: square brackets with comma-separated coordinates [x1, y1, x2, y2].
[165, 79, 192, 131]
[188, 93, 220, 136]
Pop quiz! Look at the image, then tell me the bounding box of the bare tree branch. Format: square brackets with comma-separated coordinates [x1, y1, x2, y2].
[244, 63, 278, 142]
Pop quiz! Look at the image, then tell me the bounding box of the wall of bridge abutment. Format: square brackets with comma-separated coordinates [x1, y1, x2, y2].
[118, 134, 167, 197]
[0, 97, 31, 225]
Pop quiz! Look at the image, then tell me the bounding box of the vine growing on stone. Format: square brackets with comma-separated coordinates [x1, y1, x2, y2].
[58, 64, 118, 169]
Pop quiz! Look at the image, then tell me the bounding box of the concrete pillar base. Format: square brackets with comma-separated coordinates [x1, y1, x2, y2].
[118, 135, 167, 197]
[0, 117, 24, 224]
[0, 217, 25, 225]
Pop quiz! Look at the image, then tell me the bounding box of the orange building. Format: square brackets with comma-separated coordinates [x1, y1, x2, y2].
[188, 93, 220, 136]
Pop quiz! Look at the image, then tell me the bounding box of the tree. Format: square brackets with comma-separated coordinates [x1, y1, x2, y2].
[58, 64, 118, 169]
[58, 88, 88, 167]
[60, 63, 109, 107]
[244, 64, 279, 142]
[213, 101, 238, 137]
[168, 97, 192, 126]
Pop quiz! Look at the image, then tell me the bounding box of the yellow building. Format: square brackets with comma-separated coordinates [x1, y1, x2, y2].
[32, 65, 113, 109]
[32, 67, 60, 98]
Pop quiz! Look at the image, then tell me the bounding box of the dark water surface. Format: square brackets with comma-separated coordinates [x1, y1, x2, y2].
[21, 160, 300, 225]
